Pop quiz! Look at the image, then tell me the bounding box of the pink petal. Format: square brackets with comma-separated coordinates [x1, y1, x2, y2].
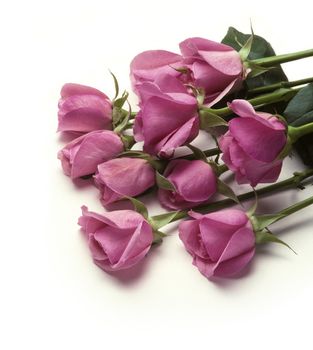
[229, 117, 286, 162]
[96, 158, 155, 203]
[179, 37, 232, 57]
[69, 131, 123, 178]
[157, 116, 199, 158]
[61, 83, 110, 100]
[130, 50, 182, 84]
[198, 49, 242, 76]
[165, 160, 216, 202]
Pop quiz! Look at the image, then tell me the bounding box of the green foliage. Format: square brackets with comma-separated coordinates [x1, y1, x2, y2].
[222, 27, 288, 91]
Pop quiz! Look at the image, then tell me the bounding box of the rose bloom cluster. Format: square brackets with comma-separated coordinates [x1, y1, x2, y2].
[57, 36, 290, 280]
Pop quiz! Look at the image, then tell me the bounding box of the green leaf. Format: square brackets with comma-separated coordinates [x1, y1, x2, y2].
[284, 83, 313, 127]
[149, 211, 180, 230]
[217, 179, 239, 204]
[186, 144, 208, 162]
[126, 197, 149, 219]
[109, 71, 119, 100]
[222, 27, 288, 91]
[252, 213, 287, 231]
[156, 171, 176, 191]
[283, 84, 313, 166]
[199, 109, 228, 129]
[255, 228, 297, 254]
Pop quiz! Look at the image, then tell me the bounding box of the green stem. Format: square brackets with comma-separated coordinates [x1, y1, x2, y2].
[288, 123, 313, 143]
[205, 88, 298, 117]
[182, 147, 220, 160]
[271, 195, 313, 223]
[216, 164, 228, 176]
[250, 48, 313, 67]
[248, 77, 313, 95]
[152, 169, 313, 225]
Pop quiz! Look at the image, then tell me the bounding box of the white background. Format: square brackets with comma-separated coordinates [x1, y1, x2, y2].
[1, 1, 313, 349]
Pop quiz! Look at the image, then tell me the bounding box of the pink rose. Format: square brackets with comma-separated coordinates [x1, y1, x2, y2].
[134, 74, 199, 158]
[179, 37, 244, 106]
[94, 157, 156, 206]
[179, 209, 255, 279]
[58, 83, 112, 133]
[158, 159, 217, 210]
[58, 130, 124, 179]
[219, 100, 287, 187]
[130, 50, 183, 90]
[78, 206, 153, 271]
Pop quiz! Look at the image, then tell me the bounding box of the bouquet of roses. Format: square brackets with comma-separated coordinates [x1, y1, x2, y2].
[57, 26, 313, 280]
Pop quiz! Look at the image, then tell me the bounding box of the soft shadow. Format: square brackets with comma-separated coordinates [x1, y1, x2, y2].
[270, 217, 313, 236]
[105, 200, 134, 211]
[210, 261, 255, 289]
[72, 176, 95, 189]
[58, 131, 82, 143]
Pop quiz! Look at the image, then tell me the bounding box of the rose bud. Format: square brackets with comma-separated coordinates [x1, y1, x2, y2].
[134, 74, 199, 158]
[94, 157, 155, 206]
[179, 209, 255, 279]
[179, 37, 244, 106]
[158, 159, 217, 210]
[57, 83, 112, 133]
[219, 100, 287, 187]
[57, 130, 124, 179]
[130, 50, 183, 89]
[78, 206, 153, 271]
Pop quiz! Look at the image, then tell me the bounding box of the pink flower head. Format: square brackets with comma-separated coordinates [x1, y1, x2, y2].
[94, 157, 156, 206]
[130, 50, 183, 90]
[78, 206, 153, 271]
[57, 130, 124, 179]
[158, 159, 217, 210]
[179, 209, 255, 279]
[134, 74, 199, 158]
[58, 83, 112, 133]
[179, 37, 244, 106]
[219, 100, 287, 187]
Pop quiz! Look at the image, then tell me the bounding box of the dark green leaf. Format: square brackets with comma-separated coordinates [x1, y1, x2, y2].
[222, 27, 288, 91]
[284, 84, 313, 166]
[284, 83, 313, 126]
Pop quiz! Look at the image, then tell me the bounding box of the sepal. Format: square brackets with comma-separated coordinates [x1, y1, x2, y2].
[126, 196, 149, 220]
[255, 228, 297, 254]
[217, 178, 239, 204]
[156, 171, 176, 191]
